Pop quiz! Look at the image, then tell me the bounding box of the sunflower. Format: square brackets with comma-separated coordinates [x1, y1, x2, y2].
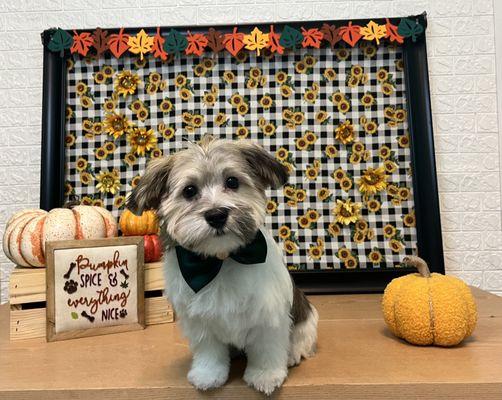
[76, 157, 88, 172]
[246, 78, 258, 89]
[363, 120, 378, 135]
[337, 247, 351, 261]
[237, 102, 249, 116]
[266, 200, 278, 214]
[315, 110, 328, 124]
[337, 99, 350, 114]
[95, 147, 107, 160]
[102, 65, 114, 77]
[350, 64, 363, 77]
[344, 256, 358, 269]
[293, 112, 305, 125]
[381, 82, 394, 96]
[114, 70, 141, 97]
[275, 71, 288, 84]
[103, 99, 116, 113]
[361, 73, 369, 84]
[80, 171, 93, 185]
[94, 71, 106, 84]
[66, 106, 73, 120]
[114, 195, 126, 208]
[390, 239, 403, 253]
[398, 135, 410, 148]
[383, 224, 397, 238]
[151, 148, 163, 158]
[332, 168, 346, 182]
[203, 92, 216, 107]
[304, 131, 317, 145]
[234, 125, 248, 139]
[223, 71, 235, 84]
[333, 198, 362, 225]
[353, 230, 366, 244]
[318, 188, 331, 201]
[131, 175, 141, 188]
[391, 198, 402, 206]
[134, 57, 147, 68]
[358, 166, 388, 194]
[360, 92, 375, 108]
[279, 85, 293, 98]
[368, 250, 383, 264]
[235, 51, 248, 63]
[103, 142, 116, 154]
[349, 152, 361, 165]
[76, 81, 87, 95]
[80, 196, 93, 205]
[65, 133, 76, 147]
[80, 96, 93, 108]
[260, 95, 273, 109]
[376, 68, 388, 82]
[331, 91, 344, 105]
[384, 106, 396, 120]
[215, 112, 228, 126]
[284, 240, 298, 254]
[66, 58, 74, 71]
[175, 74, 187, 88]
[179, 88, 192, 101]
[325, 145, 338, 158]
[124, 153, 137, 167]
[335, 120, 355, 144]
[355, 219, 368, 232]
[347, 75, 360, 88]
[384, 160, 397, 173]
[378, 145, 391, 160]
[275, 147, 289, 161]
[278, 225, 291, 239]
[162, 126, 176, 140]
[387, 184, 399, 197]
[398, 187, 411, 201]
[305, 166, 318, 180]
[295, 61, 307, 74]
[128, 127, 157, 156]
[335, 48, 349, 61]
[192, 114, 205, 128]
[340, 177, 353, 192]
[295, 189, 307, 203]
[403, 211, 416, 227]
[137, 108, 149, 122]
[307, 209, 320, 222]
[308, 245, 323, 260]
[157, 98, 173, 114]
[283, 185, 296, 198]
[304, 89, 317, 104]
[367, 199, 381, 212]
[327, 222, 341, 237]
[202, 58, 214, 70]
[304, 55, 316, 67]
[323, 68, 336, 81]
[104, 113, 132, 139]
[352, 142, 365, 154]
[146, 82, 158, 95]
[364, 45, 377, 58]
[394, 109, 407, 122]
[367, 229, 375, 240]
[95, 169, 121, 194]
[297, 215, 311, 228]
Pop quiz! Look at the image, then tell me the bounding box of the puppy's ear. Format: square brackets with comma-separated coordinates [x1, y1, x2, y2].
[126, 157, 173, 215]
[237, 141, 289, 189]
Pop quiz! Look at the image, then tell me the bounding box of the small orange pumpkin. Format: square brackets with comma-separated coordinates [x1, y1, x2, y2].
[119, 209, 159, 236]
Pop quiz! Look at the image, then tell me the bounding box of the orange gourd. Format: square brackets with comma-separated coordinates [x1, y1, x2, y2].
[119, 209, 159, 236]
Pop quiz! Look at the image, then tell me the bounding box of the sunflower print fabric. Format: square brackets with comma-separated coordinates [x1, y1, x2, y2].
[64, 42, 417, 270]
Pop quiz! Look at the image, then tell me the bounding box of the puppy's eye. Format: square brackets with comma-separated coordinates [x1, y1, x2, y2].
[182, 185, 198, 199]
[225, 177, 239, 190]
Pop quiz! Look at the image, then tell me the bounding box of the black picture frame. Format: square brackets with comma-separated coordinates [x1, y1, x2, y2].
[40, 12, 444, 294]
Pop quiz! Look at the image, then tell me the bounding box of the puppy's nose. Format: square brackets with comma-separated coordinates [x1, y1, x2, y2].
[204, 208, 229, 229]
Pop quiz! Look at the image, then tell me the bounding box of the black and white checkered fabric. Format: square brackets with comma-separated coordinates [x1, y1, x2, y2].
[65, 43, 417, 270]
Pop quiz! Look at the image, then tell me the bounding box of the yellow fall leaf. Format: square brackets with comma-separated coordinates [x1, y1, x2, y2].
[243, 27, 269, 56]
[359, 21, 387, 45]
[128, 29, 154, 60]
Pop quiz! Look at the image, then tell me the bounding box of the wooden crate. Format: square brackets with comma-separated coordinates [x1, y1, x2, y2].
[9, 261, 174, 340]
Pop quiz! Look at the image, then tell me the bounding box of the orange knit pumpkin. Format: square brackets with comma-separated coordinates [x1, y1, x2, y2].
[119, 209, 159, 236]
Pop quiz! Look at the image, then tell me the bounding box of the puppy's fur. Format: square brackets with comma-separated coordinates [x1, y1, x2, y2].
[128, 135, 318, 395]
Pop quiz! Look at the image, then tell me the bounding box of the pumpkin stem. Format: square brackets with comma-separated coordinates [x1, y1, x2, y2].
[63, 196, 81, 209]
[403, 255, 431, 277]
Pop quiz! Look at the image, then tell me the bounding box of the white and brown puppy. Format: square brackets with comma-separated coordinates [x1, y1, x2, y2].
[127, 135, 317, 395]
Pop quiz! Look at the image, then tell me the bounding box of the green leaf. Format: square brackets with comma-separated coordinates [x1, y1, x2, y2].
[163, 29, 188, 54]
[71, 312, 78, 320]
[397, 18, 424, 42]
[47, 28, 73, 55]
[279, 25, 303, 49]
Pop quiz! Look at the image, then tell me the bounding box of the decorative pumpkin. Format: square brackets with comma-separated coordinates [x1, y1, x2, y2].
[119, 209, 159, 236]
[144, 234, 162, 263]
[382, 256, 477, 347]
[2, 206, 118, 267]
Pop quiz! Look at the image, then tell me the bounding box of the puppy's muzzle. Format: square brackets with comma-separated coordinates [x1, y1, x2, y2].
[204, 207, 229, 229]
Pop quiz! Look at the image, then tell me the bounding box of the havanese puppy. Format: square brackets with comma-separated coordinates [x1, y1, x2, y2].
[127, 134, 318, 395]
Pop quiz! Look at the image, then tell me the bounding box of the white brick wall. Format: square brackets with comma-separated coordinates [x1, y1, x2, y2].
[0, 0, 501, 302]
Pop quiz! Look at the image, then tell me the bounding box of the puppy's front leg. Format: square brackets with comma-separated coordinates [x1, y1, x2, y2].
[187, 331, 230, 391]
[244, 324, 289, 395]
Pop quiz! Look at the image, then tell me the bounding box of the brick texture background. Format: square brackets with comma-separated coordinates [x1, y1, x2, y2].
[0, 0, 500, 302]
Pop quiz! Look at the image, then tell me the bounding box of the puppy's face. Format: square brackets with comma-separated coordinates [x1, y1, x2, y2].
[127, 135, 288, 257]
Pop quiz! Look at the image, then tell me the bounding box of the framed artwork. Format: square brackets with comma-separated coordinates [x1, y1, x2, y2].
[46, 236, 145, 342]
[40, 13, 444, 293]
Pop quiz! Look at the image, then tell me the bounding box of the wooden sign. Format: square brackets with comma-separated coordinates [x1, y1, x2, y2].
[46, 237, 145, 342]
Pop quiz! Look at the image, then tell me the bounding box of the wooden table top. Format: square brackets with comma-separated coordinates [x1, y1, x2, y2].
[1, 287, 501, 399]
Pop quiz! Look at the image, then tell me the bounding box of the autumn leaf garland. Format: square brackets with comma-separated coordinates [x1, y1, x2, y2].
[48, 18, 420, 59]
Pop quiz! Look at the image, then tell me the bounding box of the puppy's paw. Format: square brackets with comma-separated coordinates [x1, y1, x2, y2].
[243, 367, 287, 395]
[187, 364, 228, 391]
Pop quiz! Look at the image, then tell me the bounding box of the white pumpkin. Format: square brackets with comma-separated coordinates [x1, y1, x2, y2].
[3, 206, 118, 267]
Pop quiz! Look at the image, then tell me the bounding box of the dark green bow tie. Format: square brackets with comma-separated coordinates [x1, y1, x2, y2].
[175, 230, 267, 293]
